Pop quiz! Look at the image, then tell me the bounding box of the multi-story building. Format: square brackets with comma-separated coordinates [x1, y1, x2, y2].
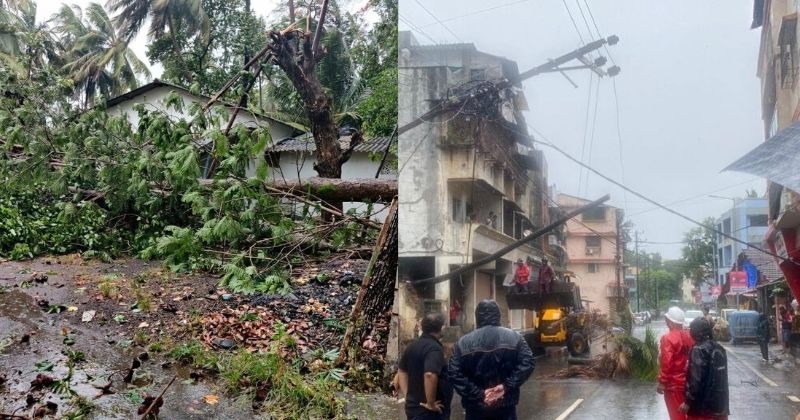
[731, 1, 800, 303]
[396, 32, 553, 347]
[713, 198, 769, 285]
[556, 193, 625, 318]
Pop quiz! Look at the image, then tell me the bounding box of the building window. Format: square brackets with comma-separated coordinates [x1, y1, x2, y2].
[582, 207, 605, 222]
[779, 16, 798, 89]
[747, 214, 768, 227]
[588, 263, 599, 273]
[470, 68, 486, 81]
[585, 236, 601, 256]
[722, 218, 731, 235]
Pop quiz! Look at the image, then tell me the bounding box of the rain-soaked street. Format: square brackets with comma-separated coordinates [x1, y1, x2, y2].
[396, 321, 800, 420]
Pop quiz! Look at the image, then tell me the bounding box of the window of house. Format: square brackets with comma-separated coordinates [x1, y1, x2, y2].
[722, 218, 731, 234]
[779, 16, 798, 89]
[588, 263, 599, 273]
[452, 198, 465, 223]
[470, 68, 486, 81]
[585, 236, 601, 256]
[747, 214, 768, 227]
[582, 207, 605, 221]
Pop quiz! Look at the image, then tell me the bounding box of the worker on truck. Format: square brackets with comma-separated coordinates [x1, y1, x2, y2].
[514, 259, 531, 293]
[538, 258, 555, 294]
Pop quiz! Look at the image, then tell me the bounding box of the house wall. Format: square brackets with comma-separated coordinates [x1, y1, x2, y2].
[714, 198, 769, 284]
[558, 194, 620, 316]
[271, 151, 395, 220]
[106, 85, 295, 177]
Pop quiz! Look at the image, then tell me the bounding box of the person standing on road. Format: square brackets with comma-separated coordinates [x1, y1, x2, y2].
[658, 306, 694, 420]
[756, 312, 770, 362]
[780, 305, 793, 351]
[398, 313, 453, 420]
[679, 318, 729, 420]
[514, 259, 531, 294]
[448, 300, 535, 420]
[538, 258, 555, 294]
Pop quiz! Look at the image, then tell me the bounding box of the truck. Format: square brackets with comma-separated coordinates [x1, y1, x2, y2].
[506, 281, 591, 358]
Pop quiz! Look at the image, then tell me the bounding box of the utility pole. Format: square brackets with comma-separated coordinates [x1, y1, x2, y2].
[635, 231, 640, 312]
[398, 36, 620, 135]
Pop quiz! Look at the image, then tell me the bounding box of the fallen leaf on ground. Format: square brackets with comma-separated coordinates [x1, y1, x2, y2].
[82, 310, 96, 322]
[203, 394, 219, 405]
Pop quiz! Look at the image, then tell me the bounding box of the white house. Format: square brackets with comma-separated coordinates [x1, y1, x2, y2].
[265, 133, 397, 220]
[104, 79, 299, 178]
[105, 80, 397, 221]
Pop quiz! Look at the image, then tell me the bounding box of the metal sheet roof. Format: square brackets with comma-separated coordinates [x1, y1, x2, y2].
[740, 248, 783, 282]
[724, 121, 800, 193]
[269, 134, 393, 154]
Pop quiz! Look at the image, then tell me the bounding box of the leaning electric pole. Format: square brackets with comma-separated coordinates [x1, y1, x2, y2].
[398, 35, 621, 135]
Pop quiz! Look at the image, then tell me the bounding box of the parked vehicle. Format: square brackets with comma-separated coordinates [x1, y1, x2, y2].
[721, 308, 736, 323]
[728, 310, 760, 344]
[683, 310, 703, 330]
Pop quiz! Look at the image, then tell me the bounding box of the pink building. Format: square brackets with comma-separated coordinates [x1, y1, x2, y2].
[556, 193, 625, 316]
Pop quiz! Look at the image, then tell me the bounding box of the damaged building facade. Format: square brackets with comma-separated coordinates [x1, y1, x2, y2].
[396, 32, 554, 349]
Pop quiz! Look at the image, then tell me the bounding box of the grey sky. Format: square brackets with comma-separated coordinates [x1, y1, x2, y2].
[400, 0, 764, 259]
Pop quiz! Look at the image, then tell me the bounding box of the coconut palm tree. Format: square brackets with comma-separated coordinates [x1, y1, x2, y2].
[0, 0, 60, 76]
[54, 3, 151, 108]
[106, 0, 209, 80]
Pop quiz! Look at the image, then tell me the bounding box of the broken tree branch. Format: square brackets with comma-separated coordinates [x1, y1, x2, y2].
[311, 0, 330, 59]
[337, 197, 398, 366]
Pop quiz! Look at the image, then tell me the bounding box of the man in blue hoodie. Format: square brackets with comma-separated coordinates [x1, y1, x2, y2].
[448, 300, 535, 420]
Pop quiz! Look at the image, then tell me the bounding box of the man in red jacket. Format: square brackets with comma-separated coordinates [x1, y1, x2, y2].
[658, 306, 694, 420]
[514, 259, 531, 293]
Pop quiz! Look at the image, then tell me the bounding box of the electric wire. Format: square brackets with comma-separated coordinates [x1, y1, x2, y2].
[399, 14, 439, 45]
[413, 0, 463, 43]
[417, 0, 534, 28]
[561, 0, 586, 46]
[582, 71, 601, 197]
[524, 125, 798, 267]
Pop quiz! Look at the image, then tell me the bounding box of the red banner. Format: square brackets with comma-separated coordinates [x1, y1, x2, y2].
[711, 285, 722, 297]
[729, 271, 747, 293]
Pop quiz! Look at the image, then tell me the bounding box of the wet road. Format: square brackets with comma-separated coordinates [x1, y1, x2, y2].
[397, 321, 800, 420]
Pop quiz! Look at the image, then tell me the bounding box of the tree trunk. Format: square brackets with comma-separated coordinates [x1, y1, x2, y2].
[336, 198, 398, 367]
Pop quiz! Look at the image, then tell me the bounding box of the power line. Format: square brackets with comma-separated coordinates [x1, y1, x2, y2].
[413, 0, 463, 43]
[525, 125, 798, 268]
[582, 71, 601, 197]
[581, 0, 617, 65]
[612, 77, 629, 215]
[417, 0, 534, 28]
[577, 71, 594, 196]
[561, 0, 586, 46]
[399, 14, 439, 45]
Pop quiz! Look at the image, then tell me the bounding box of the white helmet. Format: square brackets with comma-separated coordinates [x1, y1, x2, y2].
[792, 299, 798, 311]
[664, 306, 685, 325]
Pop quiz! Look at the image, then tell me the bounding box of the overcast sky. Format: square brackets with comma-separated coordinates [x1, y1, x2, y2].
[401, 0, 764, 259]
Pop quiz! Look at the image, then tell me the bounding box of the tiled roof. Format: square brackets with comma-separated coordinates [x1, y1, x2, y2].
[269, 134, 393, 154]
[741, 248, 783, 282]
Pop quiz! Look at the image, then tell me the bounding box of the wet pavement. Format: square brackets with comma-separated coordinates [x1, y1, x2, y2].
[393, 321, 800, 420]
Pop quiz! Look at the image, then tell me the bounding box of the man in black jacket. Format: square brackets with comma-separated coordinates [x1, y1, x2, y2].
[680, 317, 729, 420]
[448, 300, 535, 420]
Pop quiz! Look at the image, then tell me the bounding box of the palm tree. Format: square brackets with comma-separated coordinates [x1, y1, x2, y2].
[54, 3, 151, 108]
[0, 0, 60, 76]
[106, 0, 209, 80]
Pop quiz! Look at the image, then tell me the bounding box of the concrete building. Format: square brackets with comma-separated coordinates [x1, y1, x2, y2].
[713, 197, 769, 285]
[556, 194, 625, 317]
[396, 32, 552, 348]
[725, 0, 800, 318]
